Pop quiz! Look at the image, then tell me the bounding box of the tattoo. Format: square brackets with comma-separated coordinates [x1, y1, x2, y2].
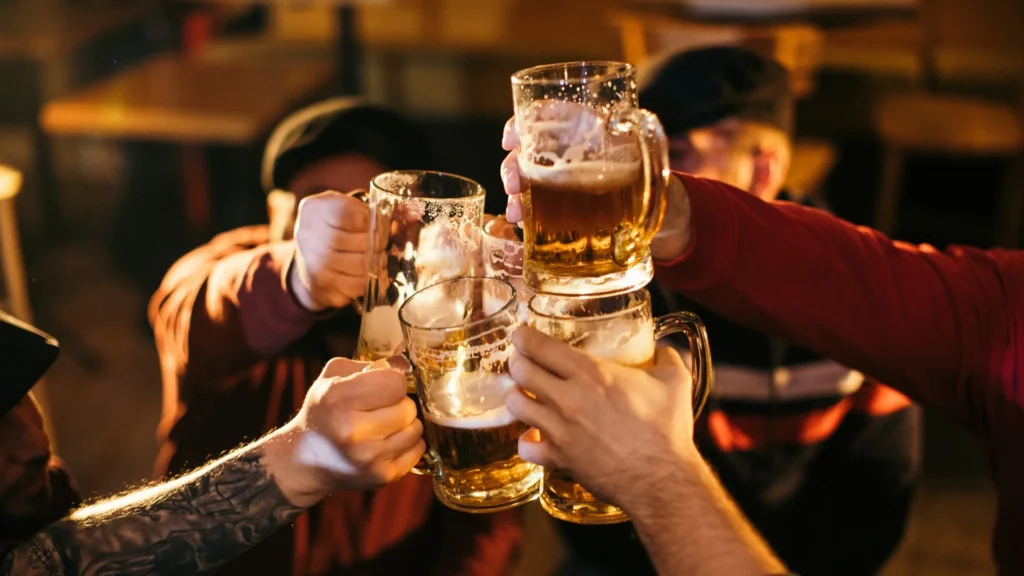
[1, 450, 303, 575]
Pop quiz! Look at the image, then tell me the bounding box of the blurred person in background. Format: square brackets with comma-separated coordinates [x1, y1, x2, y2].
[150, 99, 522, 576]
[501, 80, 1024, 573]
[504, 48, 920, 576]
[0, 311, 425, 575]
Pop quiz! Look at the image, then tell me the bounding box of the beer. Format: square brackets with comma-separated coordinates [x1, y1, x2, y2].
[425, 406, 534, 499]
[420, 371, 542, 510]
[540, 326, 655, 524]
[520, 159, 644, 286]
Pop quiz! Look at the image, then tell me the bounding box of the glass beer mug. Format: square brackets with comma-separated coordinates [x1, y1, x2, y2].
[399, 277, 543, 512]
[482, 216, 533, 320]
[354, 170, 486, 362]
[527, 288, 713, 524]
[511, 61, 670, 296]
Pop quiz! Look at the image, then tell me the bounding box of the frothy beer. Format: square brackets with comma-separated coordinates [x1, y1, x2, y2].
[423, 373, 537, 503]
[521, 159, 643, 281]
[581, 318, 656, 368]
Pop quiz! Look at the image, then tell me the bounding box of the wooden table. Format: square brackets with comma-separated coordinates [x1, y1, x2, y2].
[41, 54, 333, 144]
[0, 2, 153, 61]
[41, 53, 333, 231]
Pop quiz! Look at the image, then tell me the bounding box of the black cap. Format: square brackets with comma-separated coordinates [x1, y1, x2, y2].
[263, 98, 432, 194]
[639, 46, 792, 136]
[0, 312, 59, 417]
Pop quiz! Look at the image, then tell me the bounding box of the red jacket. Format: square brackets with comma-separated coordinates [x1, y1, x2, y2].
[150, 225, 521, 576]
[657, 173, 1024, 574]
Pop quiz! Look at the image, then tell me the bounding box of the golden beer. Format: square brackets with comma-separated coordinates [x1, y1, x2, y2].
[423, 377, 536, 505]
[528, 289, 713, 524]
[511, 62, 670, 296]
[401, 277, 543, 512]
[521, 160, 644, 279]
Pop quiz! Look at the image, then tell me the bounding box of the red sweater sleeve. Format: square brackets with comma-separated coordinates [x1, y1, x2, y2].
[656, 173, 1024, 441]
[149, 226, 323, 399]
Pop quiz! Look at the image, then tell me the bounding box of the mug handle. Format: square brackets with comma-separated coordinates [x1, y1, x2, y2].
[349, 189, 372, 316]
[653, 311, 713, 418]
[606, 108, 671, 268]
[386, 350, 439, 476]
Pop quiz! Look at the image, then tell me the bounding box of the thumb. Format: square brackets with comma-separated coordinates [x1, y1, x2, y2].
[648, 347, 691, 390]
[320, 357, 373, 379]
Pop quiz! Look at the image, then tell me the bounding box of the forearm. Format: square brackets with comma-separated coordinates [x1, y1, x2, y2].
[151, 239, 320, 382]
[1, 427, 310, 576]
[624, 453, 786, 576]
[656, 174, 1023, 415]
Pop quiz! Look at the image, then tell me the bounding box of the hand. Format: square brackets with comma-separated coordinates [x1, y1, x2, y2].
[505, 327, 700, 513]
[270, 357, 425, 506]
[500, 118, 694, 258]
[289, 191, 372, 312]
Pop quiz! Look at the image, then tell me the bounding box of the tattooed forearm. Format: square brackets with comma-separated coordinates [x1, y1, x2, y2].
[2, 446, 303, 575]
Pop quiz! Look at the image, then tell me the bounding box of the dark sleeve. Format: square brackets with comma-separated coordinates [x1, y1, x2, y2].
[427, 507, 524, 576]
[149, 226, 322, 398]
[793, 384, 922, 576]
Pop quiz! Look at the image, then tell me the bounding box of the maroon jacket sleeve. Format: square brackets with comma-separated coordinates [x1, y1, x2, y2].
[656, 173, 1024, 442]
[149, 226, 323, 399]
[428, 507, 523, 576]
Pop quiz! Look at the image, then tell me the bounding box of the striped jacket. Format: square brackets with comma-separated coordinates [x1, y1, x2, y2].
[557, 192, 921, 576]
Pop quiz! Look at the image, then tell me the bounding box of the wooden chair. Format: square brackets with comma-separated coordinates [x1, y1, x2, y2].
[871, 0, 1024, 246]
[0, 164, 53, 437]
[611, 9, 826, 98]
[873, 92, 1023, 244]
[611, 8, 840, 200]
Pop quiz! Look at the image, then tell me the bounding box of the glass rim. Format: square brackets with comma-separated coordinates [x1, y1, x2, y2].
[370, 170, 486, 200]
[527, 288, 651, 323]
[482, 218, 524, 250]
[511, 61, 636, 87]
[399, 277, 519, 332]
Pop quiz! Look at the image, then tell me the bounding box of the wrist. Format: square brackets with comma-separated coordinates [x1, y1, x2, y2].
[618, 448, 704, 523]
[260, 424, 333, 508]
[286, 251, 328, 314]
[651, 175, 692, 261]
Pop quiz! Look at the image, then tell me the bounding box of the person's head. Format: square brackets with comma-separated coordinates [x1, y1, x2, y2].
[262, 99, 432, 241]
[640, 46, 793, 201]
[0, 313, 58, 525]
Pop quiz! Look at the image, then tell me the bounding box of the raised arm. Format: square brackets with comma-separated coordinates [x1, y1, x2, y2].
[150, 191, 372, 390]
[655, 174, 1024, 431]
[1, 358, 424, 576]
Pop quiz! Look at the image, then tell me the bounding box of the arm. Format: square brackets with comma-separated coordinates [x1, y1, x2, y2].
[2, 358, 424, 576]
[149, 226, 322, 386]
[1, 429, 304, 576]
[506, 328, 787, 576]
[655, 174, 1024, 431]
[626, 453, 787, 576]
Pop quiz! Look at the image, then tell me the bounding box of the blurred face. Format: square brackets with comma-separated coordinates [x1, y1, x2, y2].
[0, 396, 53, 521]
[668, 118, 788, 202]
[669, 120, 755, 192]
[287, 153, 387, 200]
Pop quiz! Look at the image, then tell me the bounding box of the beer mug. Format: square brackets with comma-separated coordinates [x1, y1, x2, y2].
[354, 171, 486, 361]
[527, 288, 713, 524]
[482, 216, 534, 319]
[511, 61, 670, 296]
[399, 277, 543, 512]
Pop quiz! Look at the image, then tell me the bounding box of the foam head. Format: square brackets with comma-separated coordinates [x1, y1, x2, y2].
[581, 318, 655, 367]
[423, 371, 518, 426]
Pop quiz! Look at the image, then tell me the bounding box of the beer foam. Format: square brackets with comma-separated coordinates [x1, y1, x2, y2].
[518, 159, 640, 190]
[423, 371, 518, 425]
[424, 403, 519, 429]
[582, 319, 655, 366]
[359, 304, 403, 355]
